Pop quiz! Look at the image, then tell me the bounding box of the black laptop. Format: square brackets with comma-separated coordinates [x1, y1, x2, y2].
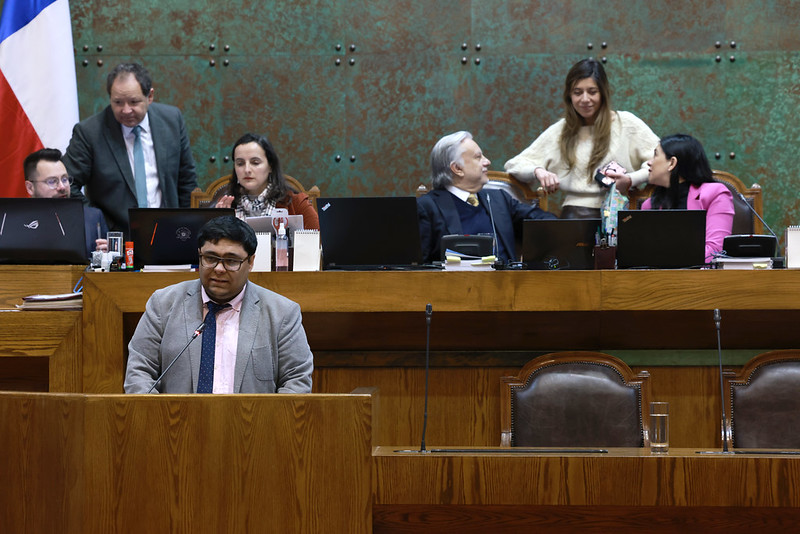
[522, 218, 601, 270]
[0, 198, 87, 264]
[616, 209, 706, 269]
[317, 196, 424, 270]
[128, 208, 234, 269]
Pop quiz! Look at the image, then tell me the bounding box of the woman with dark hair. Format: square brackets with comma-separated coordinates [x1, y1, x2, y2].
[643, 133, 734, 262]
[505, 58, 659, 219]
[214, 133, 319, 229]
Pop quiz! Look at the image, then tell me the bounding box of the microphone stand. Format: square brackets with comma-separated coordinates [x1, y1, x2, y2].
[147, 321, 206, 393]
[714, 309, 730, 452]
[420, 303, 432, 452]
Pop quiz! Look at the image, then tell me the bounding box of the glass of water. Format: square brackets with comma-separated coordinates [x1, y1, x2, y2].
[649, 401, 669, 453]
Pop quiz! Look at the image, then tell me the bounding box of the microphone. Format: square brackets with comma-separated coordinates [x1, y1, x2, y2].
[737, 192, 778, 241]
[713, 309, 730, 452]
[420, 303, 432, 453]
[485, 193, 500, 259]
[147, 321, 206, 393]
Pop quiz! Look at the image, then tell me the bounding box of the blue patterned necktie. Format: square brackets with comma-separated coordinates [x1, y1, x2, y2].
[197, 301, 229, 393]
[132, 125, 148, 208]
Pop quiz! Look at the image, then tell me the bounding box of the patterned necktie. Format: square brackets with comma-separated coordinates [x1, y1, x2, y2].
[467, 193, 479, 207]
[197, 301, 229, 393]
[132, 125, 148, 208]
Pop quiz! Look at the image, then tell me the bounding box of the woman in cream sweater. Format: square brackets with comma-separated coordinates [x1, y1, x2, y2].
[505, 58, 659, 219]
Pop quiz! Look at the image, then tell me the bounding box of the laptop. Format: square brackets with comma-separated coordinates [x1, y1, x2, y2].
[245, 214, 304, 246]
[128, 208, 234, 269]
[317, 196, 424, 270]
[522, 218, 601, 270]
[616, 209, 706, 269]
[0, 198, 87, 264]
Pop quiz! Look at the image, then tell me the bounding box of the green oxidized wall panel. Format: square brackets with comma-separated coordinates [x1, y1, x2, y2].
[68, 0, 800, 238]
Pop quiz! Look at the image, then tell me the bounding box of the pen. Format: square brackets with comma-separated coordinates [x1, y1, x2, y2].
[73, 275, 84, 293]
[97, 222, 101, 241]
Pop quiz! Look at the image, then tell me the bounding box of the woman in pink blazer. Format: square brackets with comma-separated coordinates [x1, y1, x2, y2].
[642, 134, 734, 263]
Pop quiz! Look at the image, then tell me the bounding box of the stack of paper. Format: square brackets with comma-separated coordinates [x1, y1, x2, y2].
[17, 292, 83, 310]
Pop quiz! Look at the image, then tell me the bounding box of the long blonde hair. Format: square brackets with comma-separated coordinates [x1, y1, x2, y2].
[558, 58, 614, 181]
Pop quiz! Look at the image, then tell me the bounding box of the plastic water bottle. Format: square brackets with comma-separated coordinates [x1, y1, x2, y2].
[275, 222, 289, 271]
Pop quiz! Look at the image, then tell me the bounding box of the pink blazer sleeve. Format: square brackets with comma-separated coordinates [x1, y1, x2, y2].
[689, 183, 734, 262]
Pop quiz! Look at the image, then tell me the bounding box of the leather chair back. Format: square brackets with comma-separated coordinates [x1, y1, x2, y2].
[501, 352, 650, 448]
[725, 350, 800, 449]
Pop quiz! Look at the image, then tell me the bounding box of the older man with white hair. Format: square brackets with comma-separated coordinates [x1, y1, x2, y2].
[417, 131, 555, 264]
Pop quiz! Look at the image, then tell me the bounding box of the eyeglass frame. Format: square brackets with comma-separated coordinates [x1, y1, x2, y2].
[198, 252, 252, 271]
[27, 176, 74, 189]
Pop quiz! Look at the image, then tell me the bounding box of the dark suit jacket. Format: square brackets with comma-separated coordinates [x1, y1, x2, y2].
[417, 188, 556, 263]
[64, 102, 198, 233]
[82, 205, 108, 258]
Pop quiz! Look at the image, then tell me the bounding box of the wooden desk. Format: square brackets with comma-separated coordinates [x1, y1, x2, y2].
[76, 270, 800, 449]
[0, 392, 373, 534]
[373, 446, 800, 533]
[4, 268, 800, 447]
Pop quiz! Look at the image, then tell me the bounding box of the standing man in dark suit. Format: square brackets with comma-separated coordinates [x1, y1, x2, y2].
[64, 63, 198, 233]
[417, 131, 556, 263]
[23, 148, 108, 258]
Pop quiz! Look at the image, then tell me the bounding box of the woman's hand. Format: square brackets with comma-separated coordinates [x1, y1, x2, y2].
[534, 168, 560, 193]
[216, 195, 234, 209]
[601, 161, 631, 194]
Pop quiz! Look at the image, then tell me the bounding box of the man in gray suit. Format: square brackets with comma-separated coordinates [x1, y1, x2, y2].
[124, 216, 313, 394]
[64, 62, 197, 233]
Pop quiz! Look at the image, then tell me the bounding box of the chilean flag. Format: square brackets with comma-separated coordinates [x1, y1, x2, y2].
[0, 0, 78, 197]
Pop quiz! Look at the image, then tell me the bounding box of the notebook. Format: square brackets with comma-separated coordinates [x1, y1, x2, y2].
[128, 208, 234, 269]
[522, 218, 601, 270]
[317, 196, 424, 270]
[0, 198, 87, 264]
[616, 209, 706, 269]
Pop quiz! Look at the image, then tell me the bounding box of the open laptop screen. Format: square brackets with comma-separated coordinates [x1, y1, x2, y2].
[0, 198, 87, 264]
[128, 208, 234, 269]
[317, 196, 423, 270]
[522, 218, 600, 270]
[616, 209, 706, 269]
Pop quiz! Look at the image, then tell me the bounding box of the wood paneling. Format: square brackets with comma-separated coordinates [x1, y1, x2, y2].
[0, 311, 82, 391]
[0, 392, 373, 534]
[372, 447, 800, 532]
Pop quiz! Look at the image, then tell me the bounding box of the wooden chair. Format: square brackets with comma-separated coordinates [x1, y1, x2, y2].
[190, 174, 321, 210]
[415, 170, 549, 211]
[500, 351, 651, 448]
[723, 350, 800, 449]
[628, 170, 764, 234]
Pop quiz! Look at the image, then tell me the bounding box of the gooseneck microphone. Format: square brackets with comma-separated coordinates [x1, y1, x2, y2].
[737, 192, 778, 241]
[713, 309, 730, 452]
[420, 303, 433, 453]
[147, 321, 206, 393]
[485, 193, 500, 259]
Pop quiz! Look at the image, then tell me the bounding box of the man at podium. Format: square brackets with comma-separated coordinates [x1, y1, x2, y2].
[124, 215, 313, 393]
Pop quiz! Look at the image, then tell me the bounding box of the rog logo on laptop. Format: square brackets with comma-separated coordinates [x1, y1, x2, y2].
[24, 220, 40, 229]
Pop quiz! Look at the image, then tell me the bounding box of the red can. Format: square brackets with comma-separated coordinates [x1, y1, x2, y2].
[125, 241, 134, 270]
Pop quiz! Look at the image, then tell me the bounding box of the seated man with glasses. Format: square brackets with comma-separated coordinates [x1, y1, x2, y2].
[124, 215, 313, 394]
[24, 148, 108, 258]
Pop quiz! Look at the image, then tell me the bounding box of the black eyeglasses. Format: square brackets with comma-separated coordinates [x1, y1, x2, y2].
[31, 176, 74, 189]
[198, 253, 250, 271]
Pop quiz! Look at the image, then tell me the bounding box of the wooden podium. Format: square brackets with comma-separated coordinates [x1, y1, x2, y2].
[0, 392, 373, 534]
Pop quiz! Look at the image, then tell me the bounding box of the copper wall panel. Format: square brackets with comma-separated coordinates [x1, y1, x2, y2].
[68, 0, 800, 238]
